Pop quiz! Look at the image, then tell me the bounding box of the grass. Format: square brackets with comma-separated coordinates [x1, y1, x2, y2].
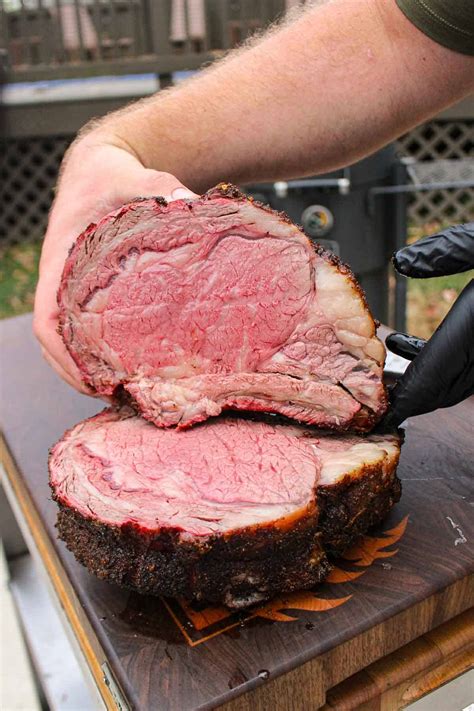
[0, 226, 472, 338]
[405, 222, 473, 339]
[0, 241, 41, 319]
[406, 270, 473, 339]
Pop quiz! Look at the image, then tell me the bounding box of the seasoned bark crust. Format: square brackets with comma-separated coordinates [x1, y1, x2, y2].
[50, 408, 401, 609]
[56, 506, 331, 609]
[58, 183, 387, 432]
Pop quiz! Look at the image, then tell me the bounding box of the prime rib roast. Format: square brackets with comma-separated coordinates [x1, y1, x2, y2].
[50, 183, 401, 609]
[50, 408, 401, 609]
[58, 184, 387, 431]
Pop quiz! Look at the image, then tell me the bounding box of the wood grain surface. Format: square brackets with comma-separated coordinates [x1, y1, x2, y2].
[321, 608, 474, 710]
[1, 314, 473, 711]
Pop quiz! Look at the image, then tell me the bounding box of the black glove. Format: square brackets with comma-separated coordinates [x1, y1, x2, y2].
[384, 222, 474, 428]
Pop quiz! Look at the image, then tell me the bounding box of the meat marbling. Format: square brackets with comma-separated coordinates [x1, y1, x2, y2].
[50, 408, 401, 608]
[58, 184, 387, 431]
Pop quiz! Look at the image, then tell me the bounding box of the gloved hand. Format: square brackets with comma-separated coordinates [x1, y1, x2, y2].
[384, 222, 474, 427]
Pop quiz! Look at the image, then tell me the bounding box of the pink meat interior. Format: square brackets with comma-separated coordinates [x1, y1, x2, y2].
[50, 412, 318, 536]
[50, 410, 400, 537]
[92, 235, 309, 375]
[59, 190, 387, 429]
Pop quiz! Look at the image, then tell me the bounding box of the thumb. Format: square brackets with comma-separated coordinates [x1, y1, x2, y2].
[130, 169, 198, 203]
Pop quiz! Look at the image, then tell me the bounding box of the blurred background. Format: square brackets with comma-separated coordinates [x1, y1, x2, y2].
[1, 0, 473, 336]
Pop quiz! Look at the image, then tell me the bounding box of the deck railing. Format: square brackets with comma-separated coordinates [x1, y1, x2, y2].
[0, 0, 292, 82]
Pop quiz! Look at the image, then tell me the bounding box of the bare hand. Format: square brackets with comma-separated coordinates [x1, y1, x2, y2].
[34, 134, 197, 393]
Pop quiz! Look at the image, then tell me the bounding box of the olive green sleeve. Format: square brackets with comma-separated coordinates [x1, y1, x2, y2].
[396, 0, 474, 55]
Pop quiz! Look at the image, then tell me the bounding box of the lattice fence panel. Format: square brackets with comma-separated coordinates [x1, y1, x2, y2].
[401, 186, 473, 224]
[396, 119, 474, 225]
[1, 120, 473, 246]
[1, 135, 73, 246]
[397, 120, 473, 160]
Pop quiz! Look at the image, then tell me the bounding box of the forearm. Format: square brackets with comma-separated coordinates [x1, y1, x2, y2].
[84, 0, 474, 191]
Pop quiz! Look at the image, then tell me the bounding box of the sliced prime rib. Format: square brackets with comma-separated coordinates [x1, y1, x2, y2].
[58, 184, 387, 431]
[50, 408, 401, 609]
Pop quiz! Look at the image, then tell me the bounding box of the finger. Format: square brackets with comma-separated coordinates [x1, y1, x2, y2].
[393, 222, 474, 278]
[41, 333, 92, 395]
[41, 346, 113, 403]
[40, 345, 92, 394]
[385, 332, 426, 361]
[385, 280, 474, 426]
[170, 187, 198, 201]
[33, 272, 90, 394]
[125, 169, 198, 203]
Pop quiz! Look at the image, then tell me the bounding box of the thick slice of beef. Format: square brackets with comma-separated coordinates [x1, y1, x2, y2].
[58, 184, 387, 431]
[50, 408, 401, 608]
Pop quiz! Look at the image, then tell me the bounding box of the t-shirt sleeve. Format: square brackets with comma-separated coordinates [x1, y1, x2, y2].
[396, 0, 474, 55]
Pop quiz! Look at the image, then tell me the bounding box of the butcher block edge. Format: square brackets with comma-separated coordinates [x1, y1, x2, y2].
[320, 609, 473, 710]
[1, 433, 473, 711]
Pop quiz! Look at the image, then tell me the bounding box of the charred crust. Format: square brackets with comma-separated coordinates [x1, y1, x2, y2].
[205, 183, 246, 201]
[204, 182, 297, 228]
[318, 467, 402, 555]
[113, 385, 141, 411]
[311, 243, 373, 316]
[124, 195, 168, 206]
[350, 402, 388, 432]
[51, 413, 401, 608]
[55, 505, 327, 607]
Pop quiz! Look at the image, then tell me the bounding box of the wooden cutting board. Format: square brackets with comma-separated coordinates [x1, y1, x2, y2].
[1, 314, 473, 710]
